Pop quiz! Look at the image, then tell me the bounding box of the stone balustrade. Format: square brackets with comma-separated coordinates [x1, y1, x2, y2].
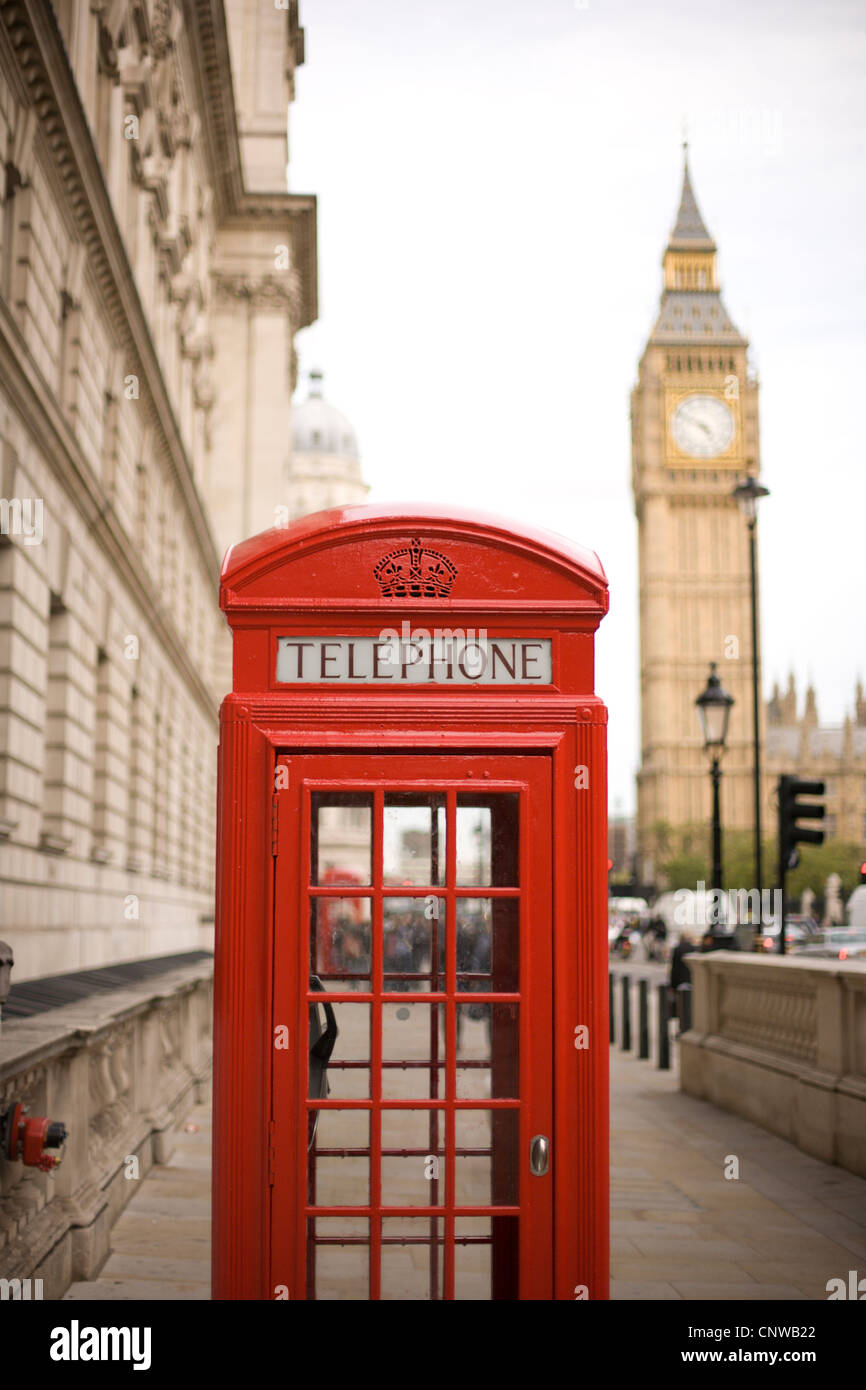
[680, 952, 866, 1178]
[0, 958, 212, 1299]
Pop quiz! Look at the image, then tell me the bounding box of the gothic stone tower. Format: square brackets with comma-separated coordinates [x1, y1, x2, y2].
[632, 153, 763, 883]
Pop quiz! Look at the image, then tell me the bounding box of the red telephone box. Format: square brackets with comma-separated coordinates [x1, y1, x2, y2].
[213, 504, 609, 1300]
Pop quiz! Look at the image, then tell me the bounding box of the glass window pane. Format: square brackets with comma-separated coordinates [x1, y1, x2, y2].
[312, 793, 372, 886]
[382, 1001, 446, 1099]
[454, 1216, 518, 1301]
[383, 795, 446, 885]
[384, 896, 446, 991]
[456, 794, 519, 886]
[380, 1109, 446, 1207]
[310, 897, 371, 986]
[457, 898, 518, 992]
[308, 1109, 369, 1207]
[308, 1001, 370, 1100]
[454, 1110, 518, 1206]
[456, 804, 491, 885]
[381, 1217, 445, 1301]
[307, 1217, 369, 1301]
[457, 1002, 518, 1099]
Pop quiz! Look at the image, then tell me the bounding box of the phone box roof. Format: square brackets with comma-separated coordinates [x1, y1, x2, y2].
[220, 502, 609, 618]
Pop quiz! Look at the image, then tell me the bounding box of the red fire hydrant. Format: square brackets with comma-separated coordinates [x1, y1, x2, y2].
[1, 1103, 68, 1172]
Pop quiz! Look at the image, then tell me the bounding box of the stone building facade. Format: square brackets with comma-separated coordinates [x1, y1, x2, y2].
[287, 368, 369, 521]
[632, 152, 765, 883]
[0, 0, 316, 981]
[766, 677, 866, 847]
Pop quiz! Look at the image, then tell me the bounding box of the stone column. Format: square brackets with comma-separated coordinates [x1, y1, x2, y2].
[208, 262, 297, 554]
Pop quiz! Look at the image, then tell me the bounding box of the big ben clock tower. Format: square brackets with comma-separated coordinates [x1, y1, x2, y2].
[632, 150, 763, 883]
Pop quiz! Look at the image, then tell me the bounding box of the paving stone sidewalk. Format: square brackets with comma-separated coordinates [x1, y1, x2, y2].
[62, 1055, 866, 1300]
[610, 1046, 866, 1300]
[63, 1107, 211, 1301]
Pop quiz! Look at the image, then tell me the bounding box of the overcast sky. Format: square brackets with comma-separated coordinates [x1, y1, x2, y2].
[287, 0, 866, 815]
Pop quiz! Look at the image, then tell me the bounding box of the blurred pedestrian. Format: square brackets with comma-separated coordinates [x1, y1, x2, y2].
[646, 914, 667, 962]
[669, 930, 695, 1025]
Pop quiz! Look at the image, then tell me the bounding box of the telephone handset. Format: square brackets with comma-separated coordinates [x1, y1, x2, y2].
[308, 975, 338, 1151]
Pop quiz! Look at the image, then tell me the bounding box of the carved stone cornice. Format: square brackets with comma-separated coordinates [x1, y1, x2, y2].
[161, 101, 193, 155]
[183, 1, 317, 327]
[141, 153, 169, 221]
[158, 215, 191, 276]
[0, 0, 221, 587]
[150, 0, 174, 60]
[117, 48, 152, 110]
[221, 194, 317, 328]
[184, 0, 243, 218]
[96, 13, 118, 79]
[212, 271, 300, 314]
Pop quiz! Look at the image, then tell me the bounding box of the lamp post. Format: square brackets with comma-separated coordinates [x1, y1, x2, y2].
[696, 664, 735, 898]
[732, 477, 770, 936]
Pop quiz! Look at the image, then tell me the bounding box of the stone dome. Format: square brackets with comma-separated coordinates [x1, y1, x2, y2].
[292, 369, 359, 459]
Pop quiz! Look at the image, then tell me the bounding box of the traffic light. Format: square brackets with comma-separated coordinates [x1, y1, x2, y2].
[860, 860, 866, 884]
[776, 777, 825, 956]
[778, 776, 825, 871]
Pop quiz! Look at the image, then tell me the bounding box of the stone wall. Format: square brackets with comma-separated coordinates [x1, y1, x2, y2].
[680, 952, 866, 1178]
[0, 0, 316, 980]
[0, 957, 212, 1299]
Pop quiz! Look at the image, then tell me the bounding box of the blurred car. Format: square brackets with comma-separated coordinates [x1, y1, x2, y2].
[699, 929, 740, 951]
[608, 896, 649, 921]
[608, 897, 649, 958]
[794, 928, 866, 962]
[608, 917, 643, 959]
[755, 917, 819, 954]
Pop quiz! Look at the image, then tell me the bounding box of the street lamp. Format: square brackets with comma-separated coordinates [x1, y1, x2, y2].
[696, 663, 735, 897]
[732, 476, 770, 932]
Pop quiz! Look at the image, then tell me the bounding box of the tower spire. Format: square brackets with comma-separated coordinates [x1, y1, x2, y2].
[668, 147, 716, 252]
[650, 149, 745, 341]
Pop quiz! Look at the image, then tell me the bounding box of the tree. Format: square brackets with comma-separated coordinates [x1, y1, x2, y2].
[784, 839, 864, 907]
[656, 825, 865, 910]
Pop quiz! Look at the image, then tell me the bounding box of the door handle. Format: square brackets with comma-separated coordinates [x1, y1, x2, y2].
[529, 1134, 549, 1177]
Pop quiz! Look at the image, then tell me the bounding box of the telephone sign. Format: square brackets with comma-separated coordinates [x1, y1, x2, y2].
[275, 635, 553, 684]
[213, 504, 610, 1301]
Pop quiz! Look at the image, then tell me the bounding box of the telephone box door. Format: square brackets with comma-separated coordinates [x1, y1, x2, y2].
[272, 752, 553, 1300]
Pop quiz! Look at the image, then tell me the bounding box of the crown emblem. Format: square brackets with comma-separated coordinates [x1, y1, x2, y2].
[373, 538, 457, 598]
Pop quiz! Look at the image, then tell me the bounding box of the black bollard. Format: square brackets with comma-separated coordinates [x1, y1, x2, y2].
[620, 974, 631, 1051]
[609, 972, 615, 1043]
[638, 978, 649, 1059]
[657, 981, 670, 1070]
[677, 982, 692, 1034]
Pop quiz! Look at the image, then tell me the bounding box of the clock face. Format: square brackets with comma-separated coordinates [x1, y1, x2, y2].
[671, 394, 735, 459]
